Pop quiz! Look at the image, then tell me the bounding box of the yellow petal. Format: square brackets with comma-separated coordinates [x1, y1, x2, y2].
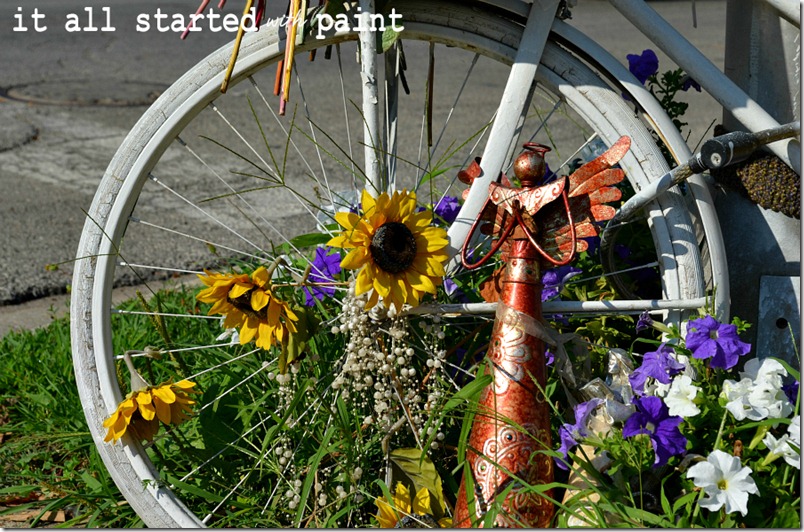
[266, 298, 282, 325]
[251, 289, 270, 311]
[251, 266, 269, 287]
[372, 266, 392, 298]
[355, 267, 374, 296]
[152, 385, 177, 404]
[153, 396, 172, 424]
[138, 399, 156, 421]
[283, 304, 298, 323]
[326, 233, 351, 249]
[412, 487, 431, 516]
[361, 189, 377, 216]
[364, 289, 380, 310]
[334, 210, 361, 230]
[375, 498, 400, 528]
[239, 319, 259, 344]
[406, 210, 432, 228]
[228, 281, 252, 299]
[341, 246, 368, 270]
[394, 483, 411, 514]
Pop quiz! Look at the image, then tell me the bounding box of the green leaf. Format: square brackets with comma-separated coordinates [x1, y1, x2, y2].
[289, 232, 334, 248]
[280, 306, 319, 374]
[380, 24, 402, 53]
[672, 490, 698, 514]
[443, 374, 492, 412]
[389, 448, 446, 519]
[165, 474, 225, 503]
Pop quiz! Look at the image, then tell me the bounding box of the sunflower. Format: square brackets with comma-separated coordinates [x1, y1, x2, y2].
[197, 266, 299, 350]
[374, 482, 453, 528]
[103, 380, 198, 444]
[327, 189, 449, 311]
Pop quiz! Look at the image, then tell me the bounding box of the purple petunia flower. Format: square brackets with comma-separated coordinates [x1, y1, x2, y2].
[555, 398, 604, 470]
[783, 380, 800, 405]
[623, 396, 687, 466]
[681, 76, 702, 92]
[629, 343, 685, 396]
[685, 315, 751, 370]
[443, 277, 469, 303]
[434, 195, 461, 224]
[303, 247, 341, 306]
[627, 49, 659, 85]
[636, 310, 654, 333]
[541, 265, 582, 302]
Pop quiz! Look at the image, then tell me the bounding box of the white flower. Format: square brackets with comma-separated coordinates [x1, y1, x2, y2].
[748, 380, 793, 420]
[720, 358, 793, 422]
[786, 415, 801, 468]
[663, 375, 701, 418]
[721, 378, 764, 421]
[741, 357, 787, 382]
[646, 353, 696, 399]
[216, 326, 240, 345]
[789, 416, 800, 447]
[686, 450, 759, 516]
[763, 432, 799, 469]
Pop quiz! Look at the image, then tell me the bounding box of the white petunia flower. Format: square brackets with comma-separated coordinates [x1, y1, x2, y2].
[748, 380, 793, 420]
[741, 357, 787, 382]
[663, 375, 701, 418]
[721, 378, 764, 421]
[763, 432, 800, 469]
[686, 450, 759, 516]
[789, 416, 800, 447]
[786, 415, 801, 469]
[720, 358, 793, 423]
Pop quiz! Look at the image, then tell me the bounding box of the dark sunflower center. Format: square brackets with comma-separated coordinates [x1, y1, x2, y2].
[370, 222, 417, 274]
[228, 289, 267, 320]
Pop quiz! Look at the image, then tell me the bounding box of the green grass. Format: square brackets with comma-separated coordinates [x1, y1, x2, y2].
[0, 314, 139, 528]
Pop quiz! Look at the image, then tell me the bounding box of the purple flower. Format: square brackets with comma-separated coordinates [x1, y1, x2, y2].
[629, 343, 685, 396]
[555, 398, 603, 470]
[681, 76, 701, 92]
[685, 315, 751, 370]
[783, 380, 799, 405]
[636, 310, 654, 333]
[623, 396, 687, 466]
[303, 247, 341, 306]
[541, 265, 582, 302]
[627, 49, 659, 85]
[434, 195, 461, 224]
[545, 348, 555, 366]
[443, 277, 469, 303]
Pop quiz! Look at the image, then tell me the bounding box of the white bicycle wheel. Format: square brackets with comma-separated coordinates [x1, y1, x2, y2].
[71, 1, 718, 527]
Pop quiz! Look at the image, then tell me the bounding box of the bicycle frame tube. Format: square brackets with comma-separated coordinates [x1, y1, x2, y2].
[447, 0, 560, 270]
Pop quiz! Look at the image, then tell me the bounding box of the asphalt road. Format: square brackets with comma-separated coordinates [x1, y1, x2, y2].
[0, 0, 728, 334]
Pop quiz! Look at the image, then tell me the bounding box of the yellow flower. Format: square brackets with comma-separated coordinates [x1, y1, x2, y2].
[103, 380, 198, 444]
[197, 266, 299, 350]
[374, 482, 452, 528]
[327, 189, 449, 311]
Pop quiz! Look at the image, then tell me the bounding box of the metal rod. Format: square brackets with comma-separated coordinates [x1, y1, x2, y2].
[402, 297, 709, 316]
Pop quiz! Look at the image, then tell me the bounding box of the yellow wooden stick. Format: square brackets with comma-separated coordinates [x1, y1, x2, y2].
[283, 0, 302, 103]
[220, 0, 255, 93]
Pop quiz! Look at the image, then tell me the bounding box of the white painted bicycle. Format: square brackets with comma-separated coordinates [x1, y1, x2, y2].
[71, 0, 800, 526]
